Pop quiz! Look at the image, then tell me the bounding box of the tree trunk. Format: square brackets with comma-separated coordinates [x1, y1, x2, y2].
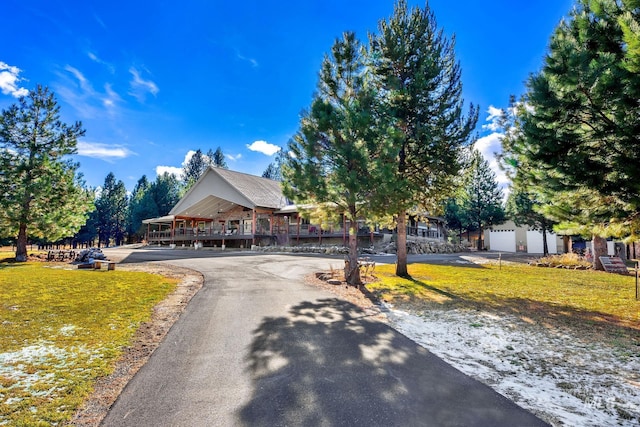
[592, 235, 608, 271]
[476, 225, 483, 251]
[542, 224, 549, 256]
[562, 235, 571, 254]
[344, 217, 362, 286]
[15, 222, 28, 262]
[396, 210, 408, 277]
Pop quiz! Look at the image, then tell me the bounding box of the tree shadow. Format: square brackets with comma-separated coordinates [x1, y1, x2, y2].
[406, 277, 461, 301]
[389, 278, 640, 350]
[239, 298, 548, 426]
[467, 294, 640, 347]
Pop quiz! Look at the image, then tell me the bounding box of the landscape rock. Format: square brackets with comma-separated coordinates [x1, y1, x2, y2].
[252, 238, 465, 255]
[76, 248, 108, 262]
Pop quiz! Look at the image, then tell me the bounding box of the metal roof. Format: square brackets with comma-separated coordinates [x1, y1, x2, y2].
[213, 167, 287, 209]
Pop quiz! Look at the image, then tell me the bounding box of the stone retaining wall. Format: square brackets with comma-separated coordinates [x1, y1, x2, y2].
[253, 238, 465, 255]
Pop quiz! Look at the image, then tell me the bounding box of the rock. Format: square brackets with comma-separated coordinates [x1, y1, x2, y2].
[76, 248, 108, 262]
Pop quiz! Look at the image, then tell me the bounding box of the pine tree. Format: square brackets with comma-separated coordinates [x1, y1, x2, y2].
[210, 147, 228, 169]
[443, 197, 468, 243]
[94, 172, 128, 247]
[461, 150, 505, 250]
[370, 0, 478, 276]
[127, 175, 152, 240]
[182, 149, 209, 187]
[150, 172, 182, 216]
[0, 85, 93, 261]
[284, 32, 396, 285]
[262, 149, 286, 181]
[506, 0, 640, 267]
[619, 0, 640, 72]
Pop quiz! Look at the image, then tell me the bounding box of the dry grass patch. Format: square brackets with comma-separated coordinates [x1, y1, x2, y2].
[537, 252, 592, 268]
[0, 261, 176, 426]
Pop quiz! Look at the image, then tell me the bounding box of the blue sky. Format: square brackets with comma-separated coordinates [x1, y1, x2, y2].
[1, 0, 574, 191]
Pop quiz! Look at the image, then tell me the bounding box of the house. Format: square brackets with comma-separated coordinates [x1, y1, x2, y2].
[142, 167, 447, 248]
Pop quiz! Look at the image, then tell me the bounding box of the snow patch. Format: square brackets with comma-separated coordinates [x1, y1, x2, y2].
[385, 305, 640, 426]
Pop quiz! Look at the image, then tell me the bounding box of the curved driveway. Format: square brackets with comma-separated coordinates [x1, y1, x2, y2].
[100, 248, 548, 427]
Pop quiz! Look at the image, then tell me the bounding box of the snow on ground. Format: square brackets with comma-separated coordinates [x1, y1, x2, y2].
[384, 305, 640, 426]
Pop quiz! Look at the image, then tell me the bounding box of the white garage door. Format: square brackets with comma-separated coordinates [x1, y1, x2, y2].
[488, 230, 516, 252]
[526, 230, 558, 254]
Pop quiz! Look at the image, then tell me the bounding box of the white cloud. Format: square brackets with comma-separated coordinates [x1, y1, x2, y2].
[246, 140, 280, 156]
[226, 153, 242, 161]
[474, 133, 508, 185]
[481, 105, 504, 132]
[155, 151, 196, 180]
[65, 65, 94, 93]
[93, 14, 107, 30]
[77, 141, 134, 161]
[236, 52, 258, 68]
[129, 67, 159, 102]
[102, 83, 122, 110]
[54, 65, 102, 118]
[0, 61, 28, 98]
[88, 51, 115, 74]
[155, 165, 183, 178]
[181, 150, 197, 166]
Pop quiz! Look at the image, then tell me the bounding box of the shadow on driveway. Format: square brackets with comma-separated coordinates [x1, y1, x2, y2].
[240, 298, 548, 426]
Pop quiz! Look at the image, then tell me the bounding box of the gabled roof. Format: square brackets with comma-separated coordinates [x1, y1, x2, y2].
[213, 167, 287, 209]
[167, 167, 287, 219]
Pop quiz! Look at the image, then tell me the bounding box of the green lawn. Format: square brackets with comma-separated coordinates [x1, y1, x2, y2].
[370, 262, 639, 339]
[0, 261, 176, 426]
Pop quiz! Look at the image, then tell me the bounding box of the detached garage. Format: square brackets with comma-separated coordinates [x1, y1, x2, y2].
[486, 220, 562, 253]
[488, 229, 516, 252]
[526, 230, 558, 254]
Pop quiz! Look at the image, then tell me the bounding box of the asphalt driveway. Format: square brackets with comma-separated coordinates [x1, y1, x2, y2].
[100, 248, 548, 426]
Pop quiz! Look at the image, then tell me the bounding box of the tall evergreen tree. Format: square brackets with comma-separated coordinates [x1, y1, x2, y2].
[95, 172, 128, 247]
[370, 0, 478, 276]
[284, 32, 395, 285]
[505, 0, 640, 267]
[74, 205, 98, 247]
[210, 146, 228, 169]
[127, 175, 152, 240]
[443, 197, 469, 243]
[0, 85, 93, 261]
[619, 0, 640, 72]
[182, 149, 209, 187]
[150, 172, 182, 217]
[500, 99, 610, 264]
[461, 150, 505, 250]
[262, 148, 286, 181]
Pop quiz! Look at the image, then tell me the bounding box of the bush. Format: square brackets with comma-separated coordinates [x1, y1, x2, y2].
[537, 253, 592, 268]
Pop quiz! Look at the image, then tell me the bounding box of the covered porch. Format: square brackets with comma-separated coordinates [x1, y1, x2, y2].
[141, 167, 378, 249]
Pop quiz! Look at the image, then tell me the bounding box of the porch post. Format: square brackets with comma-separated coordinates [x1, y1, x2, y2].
[221, 221, 226, 248]
[297, 215, 300, 244]
[171, 218, 176, 244]
[252, 209, 257, 245]
[270, 212, 274, 235]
